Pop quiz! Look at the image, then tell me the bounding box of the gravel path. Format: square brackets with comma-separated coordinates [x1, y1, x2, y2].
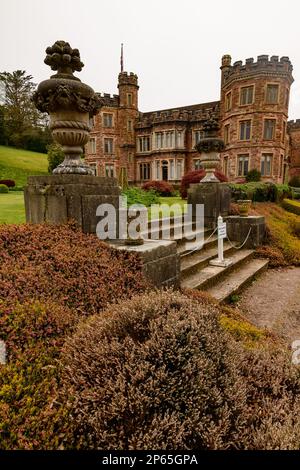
[237, 267, 300, 342]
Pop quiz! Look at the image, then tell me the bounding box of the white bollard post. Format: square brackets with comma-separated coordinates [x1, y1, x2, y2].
[209, 215, 233, 267]
[217, 215, 224, 263]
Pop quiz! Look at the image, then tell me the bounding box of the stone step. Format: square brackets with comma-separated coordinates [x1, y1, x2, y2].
[180, 241, 236, 278]
[180, 249, 254, 291]
[205, 258, 269, 302]
[142, 219, 194, 240]
[177, 233, 218, 255]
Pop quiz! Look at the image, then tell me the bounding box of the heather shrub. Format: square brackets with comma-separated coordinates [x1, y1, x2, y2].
[61, 289, 248, 449]
[0, 299, 78, 449]
[0, 184, 9, 193]
[251, 203, 300, 265]
[282, 198, 300, 216]
[0, 179, 15, 188]
[142, 180, 174, 196]
[0, 223, 148, 314]
[0, 223, 148, 449]
[61, 289, 300, 450]
[180, 169, 228, 198]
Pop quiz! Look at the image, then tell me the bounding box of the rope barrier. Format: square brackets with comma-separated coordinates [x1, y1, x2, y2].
[180, 226, 218, 257]
[226, 227, 252, 250]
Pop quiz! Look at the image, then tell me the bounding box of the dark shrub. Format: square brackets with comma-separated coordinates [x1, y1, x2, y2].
[0, 184, 9, 193]
[61, 289, 300, 450]
[246, 169, 261, 182]
[180, 169, 228, 198]
[142, 180, 174, 196]
[0, 179, 15, 188]
[289, 175, 300, 188]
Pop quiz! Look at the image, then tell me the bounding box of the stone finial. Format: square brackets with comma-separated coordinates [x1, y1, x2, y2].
[221, 55, 232, 67]
[44, 40, 84, 77]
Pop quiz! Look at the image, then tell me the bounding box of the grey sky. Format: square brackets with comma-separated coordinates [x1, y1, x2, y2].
[1, 0, 300, 119]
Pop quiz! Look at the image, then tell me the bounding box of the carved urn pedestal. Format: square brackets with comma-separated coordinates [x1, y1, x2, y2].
[187, 117, 230, 227]
[25, 40, 121, 234]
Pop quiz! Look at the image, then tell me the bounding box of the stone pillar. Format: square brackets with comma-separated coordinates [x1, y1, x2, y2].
[188, 182, 231, 228]
[225, 215, 266, 248]
[24, 174, 120, 234]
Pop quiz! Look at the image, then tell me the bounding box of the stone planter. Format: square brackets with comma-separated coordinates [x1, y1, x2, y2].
[237, 199, 252, 217]
[33, 40, 100, 175]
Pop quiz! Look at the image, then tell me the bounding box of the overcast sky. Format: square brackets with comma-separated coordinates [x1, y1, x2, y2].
[1, 0, 300, 119]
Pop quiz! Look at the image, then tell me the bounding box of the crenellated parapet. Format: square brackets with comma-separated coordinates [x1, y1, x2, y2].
[118, 71, 139, 88]
[288, 119, 300, 131]
[136, 102, 220, 129]
[221, 54, 294, 87]
[96, 92, 119, 107]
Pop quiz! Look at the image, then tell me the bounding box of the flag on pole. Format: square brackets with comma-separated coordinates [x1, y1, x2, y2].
[120, 43, 124, 72]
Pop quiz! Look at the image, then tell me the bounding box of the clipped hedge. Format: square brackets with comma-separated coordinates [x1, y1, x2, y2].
[229, 182, 292, 203]
[61, 289, 300, 450]
[180, 169, 228, 198]
[142, 180, 174, 196]
[0, 184, 9, 194]
[282, 198, 300, 216]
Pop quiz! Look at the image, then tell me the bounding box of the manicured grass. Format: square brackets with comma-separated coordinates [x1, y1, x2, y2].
[0, 191, 25, 224]
[0, 145, 48, 187]
[148, 196, 187, 219]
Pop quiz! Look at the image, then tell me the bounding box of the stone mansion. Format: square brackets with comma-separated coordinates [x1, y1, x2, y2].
[85, 54, 300, 184]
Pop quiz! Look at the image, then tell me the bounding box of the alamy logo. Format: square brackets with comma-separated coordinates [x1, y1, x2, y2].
[95, 196, 205, 251]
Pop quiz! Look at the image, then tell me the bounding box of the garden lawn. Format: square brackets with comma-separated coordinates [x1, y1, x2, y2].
[0, 192, 25, 224]
[148, 196, 187, 219]
[0, 145, 48, 187]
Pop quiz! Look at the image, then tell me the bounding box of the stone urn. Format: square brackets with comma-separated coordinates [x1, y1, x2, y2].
[237, 199, 252, 216]
[33, 40, 100, 174]
[195, 116, 225, 182]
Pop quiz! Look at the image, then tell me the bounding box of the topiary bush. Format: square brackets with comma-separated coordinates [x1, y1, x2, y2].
[180, 169, 228, 198]
[142, 180, 174, 196]
[0, 179, 15, 188]
[0, 184, 9, 193]
[246, 169, 261, 182]
[61, 289, 300, 450]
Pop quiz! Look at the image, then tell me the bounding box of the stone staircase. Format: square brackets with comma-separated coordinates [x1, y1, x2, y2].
[144, 217, 268, 302]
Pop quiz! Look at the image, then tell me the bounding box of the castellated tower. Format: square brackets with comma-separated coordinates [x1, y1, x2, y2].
[118, 72, 139, 182]
[219, 54, 294, 182]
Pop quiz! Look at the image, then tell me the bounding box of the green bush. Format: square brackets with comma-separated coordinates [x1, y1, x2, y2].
[229, 182, 292, 203]
[246, 169, 261, 182]
[0, 184, 9, 193]
[47, 143, 64, 173]
[282, 198, 300, 216]
[122, 187, 160, 207]
[61, 289, 300, 450]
